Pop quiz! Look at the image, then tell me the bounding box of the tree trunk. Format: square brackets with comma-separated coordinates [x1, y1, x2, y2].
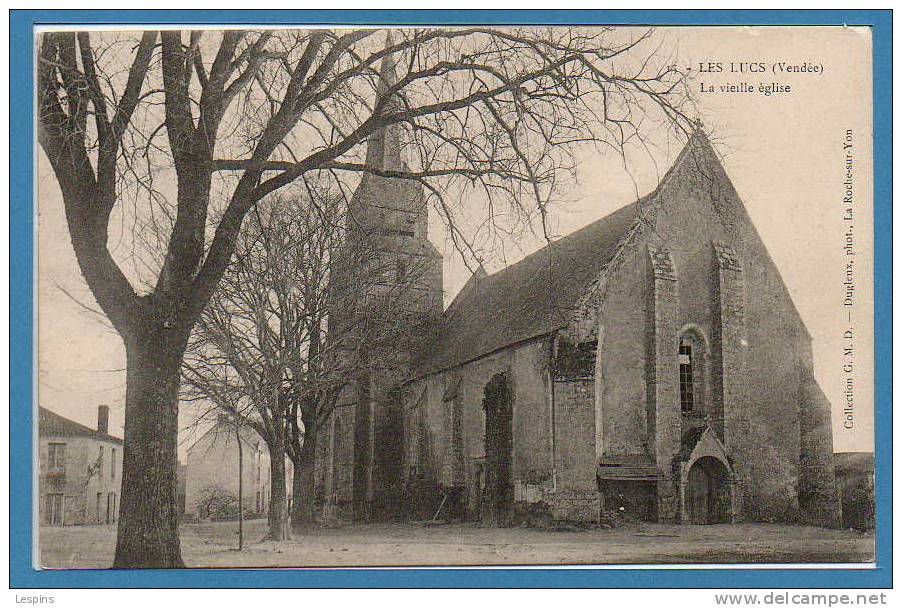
[113, 336, 185, 568]
[236, 423, 244, 551]
[266, 442, 290, 541]
[290, 429, 317, 529]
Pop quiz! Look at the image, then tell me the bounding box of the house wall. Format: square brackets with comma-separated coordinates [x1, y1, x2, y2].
[184, 427, 286, 518]
[38, 435, 122, 525]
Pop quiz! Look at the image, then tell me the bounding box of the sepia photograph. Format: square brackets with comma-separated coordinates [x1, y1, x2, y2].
[28, 20, 878, 574]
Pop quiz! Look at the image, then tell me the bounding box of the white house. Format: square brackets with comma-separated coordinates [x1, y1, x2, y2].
[38, 405, 123, 526]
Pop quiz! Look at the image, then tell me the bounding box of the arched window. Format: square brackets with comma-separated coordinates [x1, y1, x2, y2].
[678, 329, 708, 416]
[679, 338, 695, 413]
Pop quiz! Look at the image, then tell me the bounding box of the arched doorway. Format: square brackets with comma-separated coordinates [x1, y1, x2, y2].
[373, 395, 405, 521]
[686, 456, 731, 524]
[481, 372, 513, 526]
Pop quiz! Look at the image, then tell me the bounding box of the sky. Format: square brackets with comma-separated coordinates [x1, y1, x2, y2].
[36, 26, 874, 457]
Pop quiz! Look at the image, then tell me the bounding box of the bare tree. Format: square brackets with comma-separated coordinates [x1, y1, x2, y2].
[38, 27, 691, 567]
[183, 186, 424, 537]
[182, 193, 316, 542]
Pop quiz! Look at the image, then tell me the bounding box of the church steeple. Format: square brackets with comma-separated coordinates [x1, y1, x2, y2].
[340, 29, 444, 324]
[365, 31, 404, 172]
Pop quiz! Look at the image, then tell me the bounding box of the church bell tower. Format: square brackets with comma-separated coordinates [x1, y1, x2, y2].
[324, 32, 444, 522]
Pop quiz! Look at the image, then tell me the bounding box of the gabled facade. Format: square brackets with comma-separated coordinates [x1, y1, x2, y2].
[183, 421, 288, 519]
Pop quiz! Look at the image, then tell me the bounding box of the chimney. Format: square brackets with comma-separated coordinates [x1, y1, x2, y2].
[97, 405, 109, 434]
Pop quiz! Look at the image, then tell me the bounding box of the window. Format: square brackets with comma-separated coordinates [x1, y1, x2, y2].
[48, 443, 66, 471]
[678, 330, 709, 417]
[98, 446, 105, 478]
[46, 493, 64, 525]
[679, 338, 695, 413]
[111, 448, 117, 479]
[107, 492, 117, 523]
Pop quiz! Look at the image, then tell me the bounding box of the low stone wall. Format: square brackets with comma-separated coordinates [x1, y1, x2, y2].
[551, 489, 601, 523]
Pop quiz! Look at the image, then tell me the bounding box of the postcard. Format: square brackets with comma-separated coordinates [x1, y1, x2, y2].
[27, 20, 879, 576]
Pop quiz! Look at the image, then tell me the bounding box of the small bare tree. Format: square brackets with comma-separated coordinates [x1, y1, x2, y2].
[195, 483, 238, 521]
[38, 27, 691, 566]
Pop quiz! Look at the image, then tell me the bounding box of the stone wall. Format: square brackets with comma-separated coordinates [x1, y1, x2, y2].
[596, 243, 650, 458]
[404, 338, 556, 520]
[551, 376, 600, 522]
[798, 367, 842, 527]
[833, 453, 873, 530]
[400, 334, 610, 524]
[711, 241, 749, 517]
[315, 405, 356, 523]
[599, 480, 657, 521]
[551, 489, 600, 522]
[552, 378, 596, 491]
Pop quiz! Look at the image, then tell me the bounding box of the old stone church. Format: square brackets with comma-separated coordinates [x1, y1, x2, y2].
[313, 54, 841, 528]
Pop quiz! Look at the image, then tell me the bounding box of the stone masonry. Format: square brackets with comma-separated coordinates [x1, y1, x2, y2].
[645, 244, 681, 522]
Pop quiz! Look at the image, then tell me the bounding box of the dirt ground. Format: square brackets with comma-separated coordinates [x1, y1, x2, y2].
[39, 519, 874, 569]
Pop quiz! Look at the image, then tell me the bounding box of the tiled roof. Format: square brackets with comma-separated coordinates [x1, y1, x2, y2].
[413, 200, 641, 376]
[38, 406, 122, 444]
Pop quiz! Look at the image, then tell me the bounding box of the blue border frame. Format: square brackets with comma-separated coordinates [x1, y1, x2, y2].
[10, 9, 892, 589]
